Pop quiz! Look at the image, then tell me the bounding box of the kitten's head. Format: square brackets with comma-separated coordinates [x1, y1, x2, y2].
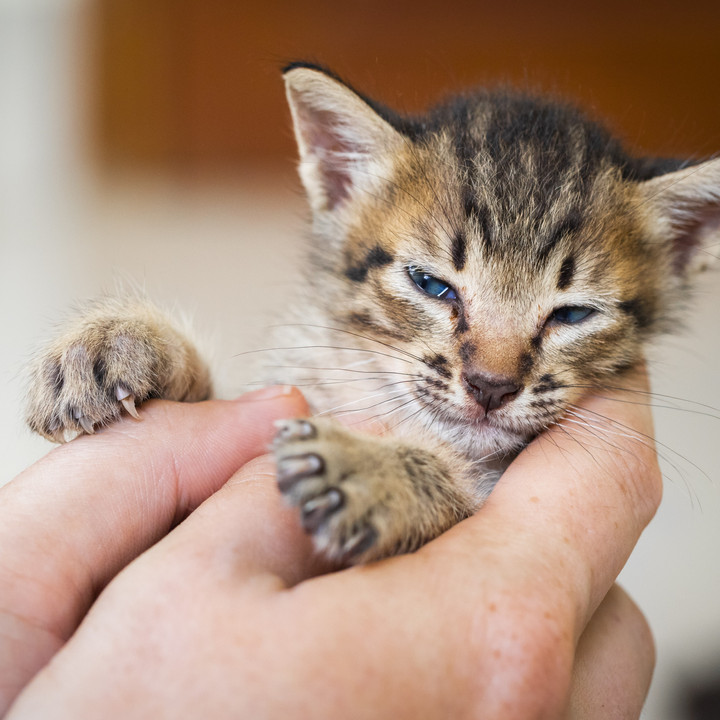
[283, 63, 720, 456]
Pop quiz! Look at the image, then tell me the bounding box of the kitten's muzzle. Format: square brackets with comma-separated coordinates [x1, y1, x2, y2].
[462, 372, 522, 414]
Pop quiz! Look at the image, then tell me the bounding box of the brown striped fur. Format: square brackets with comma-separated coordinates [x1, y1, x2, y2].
[26, 65, 720, 563]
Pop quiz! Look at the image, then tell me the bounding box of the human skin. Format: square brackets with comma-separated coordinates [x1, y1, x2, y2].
[1, 378, 660, 719]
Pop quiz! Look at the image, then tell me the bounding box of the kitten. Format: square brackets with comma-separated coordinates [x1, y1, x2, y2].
[26, 63, 720, 564]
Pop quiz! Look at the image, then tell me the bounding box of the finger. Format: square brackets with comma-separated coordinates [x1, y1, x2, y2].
[0, 386, 308, 715]
[125, 368, 660, 619]
[568, 584, 655, 718]
[125, 416, 394, 590]
[424, 366, 661, 637]
[126, 453, 331, 590]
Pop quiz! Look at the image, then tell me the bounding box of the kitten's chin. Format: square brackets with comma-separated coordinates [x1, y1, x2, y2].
[413, 395, 541, 458]
[473, 422, 530, 457]
[434, 412, 531, 461]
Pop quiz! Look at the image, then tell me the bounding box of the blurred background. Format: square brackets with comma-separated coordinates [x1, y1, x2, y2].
[1, 0, 719, 716]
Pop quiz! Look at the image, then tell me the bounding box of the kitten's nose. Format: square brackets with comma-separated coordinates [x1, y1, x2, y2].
[463, 373, 522, 413]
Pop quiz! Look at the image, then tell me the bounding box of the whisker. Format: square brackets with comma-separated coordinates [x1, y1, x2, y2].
[571, 403, 709, 480]
[245, 377, 413, 391]
[234, 343, 415, 365]
[555, 419, 603, 466]
[269, 324, 426, 364]
[543, 422, 586, 471]
[562, 414, 646, 458]
[261, 363, 423, 379]
[563, 409, 684, 485]
[315, 390, 406, 417]
[398, 393, 449, 437]
[566, 405, 705, 505]
[357, 392, 431, 429]
[383, 396, 433, 433]
[561, 383, 720, 419]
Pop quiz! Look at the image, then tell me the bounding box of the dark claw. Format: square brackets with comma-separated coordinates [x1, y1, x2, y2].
[78, 416, 95, 434]
[277, 453, 324, 491]
[343, 525, 377, 557]
[301, 488, 344, 531]
[274, 419, 317, 443]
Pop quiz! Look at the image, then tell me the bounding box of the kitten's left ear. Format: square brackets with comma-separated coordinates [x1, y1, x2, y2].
[283, 64, 406, 214]
[637, 157, 720, 274]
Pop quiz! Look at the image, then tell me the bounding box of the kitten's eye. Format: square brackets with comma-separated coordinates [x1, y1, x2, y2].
[548, 305, 596, 325]
[408, 267, 458, 301]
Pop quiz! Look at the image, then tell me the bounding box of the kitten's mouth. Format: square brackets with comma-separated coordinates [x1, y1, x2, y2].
[413, 381, 544, 445]
[466, 397, 556, 444]
[440, 397, 527, 436]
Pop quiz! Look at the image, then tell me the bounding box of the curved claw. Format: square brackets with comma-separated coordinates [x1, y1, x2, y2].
[121, 395, 141, 420]
[116, 384, 132, 401]
[343, 526, 377, 557]
[77, 416, 96, 434]
[274, 419, 316, 442]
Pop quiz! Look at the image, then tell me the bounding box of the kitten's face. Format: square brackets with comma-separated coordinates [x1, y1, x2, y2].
[284, 65, 720, 457]
[323, 142, 661, 454]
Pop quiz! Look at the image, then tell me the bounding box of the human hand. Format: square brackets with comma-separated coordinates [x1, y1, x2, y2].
[0, 386, 312, 715]
[2, 375, 661, 719]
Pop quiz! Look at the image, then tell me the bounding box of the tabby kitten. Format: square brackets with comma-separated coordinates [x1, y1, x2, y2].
[26, 64, 720, 564]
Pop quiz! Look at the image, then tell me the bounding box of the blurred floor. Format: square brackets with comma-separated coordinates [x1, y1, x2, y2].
[1, 2, 720, 719]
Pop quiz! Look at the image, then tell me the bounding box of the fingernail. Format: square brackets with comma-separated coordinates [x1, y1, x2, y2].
[235, 385, 295, 402]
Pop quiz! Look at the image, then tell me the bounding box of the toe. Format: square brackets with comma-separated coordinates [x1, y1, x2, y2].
[274, 419, 316, 443]
[301, 489, 344, 531]
[277, 454, 324, 491]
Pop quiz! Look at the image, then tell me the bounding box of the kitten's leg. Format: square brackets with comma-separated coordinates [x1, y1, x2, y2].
[26, 298, 212, 441]
[274, 418, 478, 563]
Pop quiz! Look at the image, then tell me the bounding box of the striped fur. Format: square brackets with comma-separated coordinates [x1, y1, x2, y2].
[267, 65, 720, 559]
[26, 65, 720, 562]
[281, 64, 719, 463]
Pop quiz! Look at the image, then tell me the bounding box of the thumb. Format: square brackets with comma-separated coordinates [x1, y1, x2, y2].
[0, 386, 307, 715]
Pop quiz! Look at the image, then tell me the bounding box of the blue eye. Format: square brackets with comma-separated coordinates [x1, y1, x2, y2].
[408, 267, 458, 301]
[549, 306, 596, 325]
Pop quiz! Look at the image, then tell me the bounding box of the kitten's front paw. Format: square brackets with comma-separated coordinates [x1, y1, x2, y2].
[274, 418, 382, 562]
[26, 302, 211, 442]
[274, 419, 475, 563]
[27, 327, 157, 442]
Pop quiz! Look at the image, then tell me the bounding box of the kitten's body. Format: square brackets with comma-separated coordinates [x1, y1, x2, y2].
[26, 65, 720, 563]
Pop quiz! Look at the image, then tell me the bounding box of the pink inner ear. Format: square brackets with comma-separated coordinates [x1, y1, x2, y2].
[296, 103, 358, 210]
[672, 205, 720, 274]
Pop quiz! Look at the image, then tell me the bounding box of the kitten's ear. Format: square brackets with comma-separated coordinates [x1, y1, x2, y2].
[283, 64, 405, 213]
[637, 157, 720, 274]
